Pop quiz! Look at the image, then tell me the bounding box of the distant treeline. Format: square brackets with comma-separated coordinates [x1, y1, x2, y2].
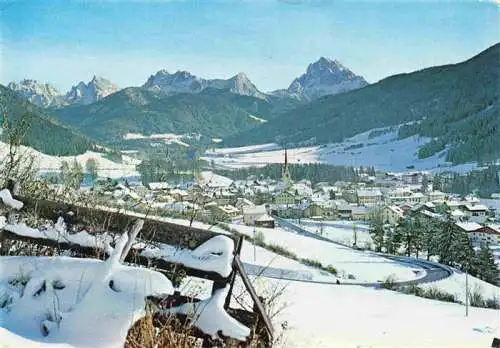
[215, 163, 376, 184]
[433, 165, 500, 198]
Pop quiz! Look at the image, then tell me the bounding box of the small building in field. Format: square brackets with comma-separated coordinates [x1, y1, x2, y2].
[243, 205, 268, 226]
[254, 213, 275, 228]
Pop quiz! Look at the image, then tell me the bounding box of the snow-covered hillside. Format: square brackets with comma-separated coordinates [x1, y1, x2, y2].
[0, 142, 138, 179]
[1, 209, 499, 347]
[204, 126, 486, 173]
[228, 223, 421, 283]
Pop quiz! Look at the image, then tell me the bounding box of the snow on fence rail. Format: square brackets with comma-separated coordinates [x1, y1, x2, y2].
[0, 190, 274, 345]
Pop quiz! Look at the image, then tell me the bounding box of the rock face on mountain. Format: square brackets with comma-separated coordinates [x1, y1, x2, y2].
[7, 80, 63, 108]
[65, 76, 119, 105]
[273, 57, 368, 101]
[142, 70, 267, 99]
[8, 76, 119, 107]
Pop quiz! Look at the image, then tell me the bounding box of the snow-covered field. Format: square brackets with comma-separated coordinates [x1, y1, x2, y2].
[227, 223, 422, 283]
[423, 272, 500, 304]
[289, 219, 373, 246]
[268, 279, 499, 348]
[122, 132, 202, 147]
[203, 127, 486, 173]
[204, 143, 280, 156]
[0, 141, 138, 179]
[2, 219, 500, 347]
[1, 192, 498, 348]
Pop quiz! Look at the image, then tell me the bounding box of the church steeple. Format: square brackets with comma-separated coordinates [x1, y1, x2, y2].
[282, 148, 292, 190]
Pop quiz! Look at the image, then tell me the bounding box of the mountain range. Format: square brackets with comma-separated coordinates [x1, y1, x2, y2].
[4, 44, 499, 166]
[142, 71, 270, 100]
[7, 76, 119, 108]
[8, 57, 367, 108]
[52, 87, 298, 144]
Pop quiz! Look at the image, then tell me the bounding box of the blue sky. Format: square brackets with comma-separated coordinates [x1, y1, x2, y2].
[1, 0, 498, 92]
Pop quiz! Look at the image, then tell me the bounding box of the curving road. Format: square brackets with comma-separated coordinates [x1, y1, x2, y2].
[246, 217, 453, 287]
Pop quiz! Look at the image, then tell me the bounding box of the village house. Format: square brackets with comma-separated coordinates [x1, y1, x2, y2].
[211, 204, 240, 219]
[356, 189, 383, 206]
[427, 190, 446, 202]
[402, 171, 426, 185]
[351, 206, 373, 220]
[274, 190, 297, 205]
[235, 198, 255, 212]
[170, 188, 188, 201]
[450, 209, 466, 222]
[462, 203, 489, 224]
[270, 203, 305, 219]
[456, 222, 500, 246]
[386, 188, 427, 205]
[147, 182, 169, 191]
[302, 202, 326, 219]
[254, 213, 275, 228]
[212, 189, 235, 206]
[382, 205, 405, 225]
[469, 225, 500, 246]
[243, 205, 268, 226]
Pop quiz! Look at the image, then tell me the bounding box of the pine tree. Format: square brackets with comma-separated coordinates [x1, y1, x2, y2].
[385, 224, 402, 254]
[477, 243, 498, 285]
[435, 218, 457, 266]
[85, 158, 98, 182]
[451, 230, 475, 272]
[421, 174, 429, 193]
[399, 217, 418, 257]
[369, 209, 386, 252]
[420, 217, 439, 260]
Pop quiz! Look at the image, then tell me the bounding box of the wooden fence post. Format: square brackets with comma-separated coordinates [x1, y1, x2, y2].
[224, 235, 244, 309]
[120, 219, 144, 263]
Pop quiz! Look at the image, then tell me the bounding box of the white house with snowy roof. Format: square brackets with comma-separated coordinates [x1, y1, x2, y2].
[427, 190, 446, 202]
[462, 204, 489, 224]
[356, 189, 383, 205]
[456, 222, 500, 246]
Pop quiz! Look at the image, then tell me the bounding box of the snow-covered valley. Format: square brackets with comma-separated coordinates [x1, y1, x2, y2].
[203, 127, 489, 173]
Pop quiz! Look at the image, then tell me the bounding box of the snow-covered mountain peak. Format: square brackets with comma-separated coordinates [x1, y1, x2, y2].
[65, 76, 119, 105]
[7, 79, 63, 108]
[142, 69, 267, 99]
[307, 57, 347, 74]
[283, 57, 368, 100]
